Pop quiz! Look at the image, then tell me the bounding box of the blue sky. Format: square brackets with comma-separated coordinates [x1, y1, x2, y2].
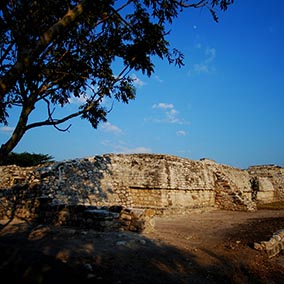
[1, 0, 284, 169]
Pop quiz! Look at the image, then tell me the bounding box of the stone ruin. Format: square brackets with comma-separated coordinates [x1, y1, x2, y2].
[254, 229, 284, 258]
[0, 153, 283, 233]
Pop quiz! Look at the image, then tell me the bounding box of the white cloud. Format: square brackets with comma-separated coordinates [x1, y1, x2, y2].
[154, 75, 164, 83]
[166, 108, 180, 123]
[151, 102, 185, 124]
[150, 102, 191, 125]
[195, 43, 202, 49]
[69, 94, 90, 104]
[152, 103, 174, 110]
[101, 140, 151, 154]
[131, 74, 146, 87]
[205, 47, 216, 63]
[189, 46, 216, 75]
[117, 146, 152, 154]
[194, 63, 209, 74]
[100, 122, 122, 134]
[176, 130, 187, 136]
[0, 126, 15, 133]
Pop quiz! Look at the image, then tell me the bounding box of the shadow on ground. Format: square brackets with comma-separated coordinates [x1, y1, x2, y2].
[1, 214, 284, 284]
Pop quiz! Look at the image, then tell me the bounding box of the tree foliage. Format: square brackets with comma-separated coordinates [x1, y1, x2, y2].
[1, 152, 54, 167]
[0, 0, 234, 161]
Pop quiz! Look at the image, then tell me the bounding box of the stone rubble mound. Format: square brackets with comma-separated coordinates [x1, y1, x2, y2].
[254, 229, 284, 258]
[38, 198, 155, 233]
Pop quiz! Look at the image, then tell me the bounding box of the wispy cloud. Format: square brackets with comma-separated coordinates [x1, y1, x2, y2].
[101, 140, 151, 154]
[205, 47, 216, 63]
[151, 102, 183, 124]
[117, 146, 152, 154]
[100, 122, 122, 134]
[0, 126, 15, 134]
[154, 75, 164, 83]
[69, 95, 89, 104]
[176, 130, 187, 136]
[195, 42, 202, 49]
[152, 103, 174, 110]
[131, 74, 146, 87]
[189, 46, 216, 75]
[193, 63, 209, 74]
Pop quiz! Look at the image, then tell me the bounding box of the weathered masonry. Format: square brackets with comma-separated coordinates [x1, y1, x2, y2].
[0, 154, 284, 221]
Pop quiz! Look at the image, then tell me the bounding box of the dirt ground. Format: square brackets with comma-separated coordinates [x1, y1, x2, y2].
[1, 207, 284, 284]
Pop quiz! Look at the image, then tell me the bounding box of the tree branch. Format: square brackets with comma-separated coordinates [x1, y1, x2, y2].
[0, 89, 38, 157]
[0, 42, 14, 65]
[0, 0, 134, 102]
[25, 98, 101, 131]
[176, 0, 208, 8]
[25, 109, 84, 130]
[43, 97, 72, 132]
[0, 0, 86, 100]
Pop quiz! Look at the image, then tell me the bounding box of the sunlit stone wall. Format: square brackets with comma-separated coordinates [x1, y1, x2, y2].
[1, 154, 283, 219]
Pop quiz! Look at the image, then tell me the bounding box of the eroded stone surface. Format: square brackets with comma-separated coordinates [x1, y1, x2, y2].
[1, 154, 284, 221]
[254, 229, 284, 258]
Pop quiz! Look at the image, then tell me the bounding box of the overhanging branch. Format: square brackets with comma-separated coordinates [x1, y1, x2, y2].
[25, 108, 84, 131]
[25, 98, 100, 131]
[0, 0, 87, 100]
[0, 0, 134, 100]
[176, 0, 208, 8]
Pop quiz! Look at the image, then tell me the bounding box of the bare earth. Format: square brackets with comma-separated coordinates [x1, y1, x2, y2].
[1, 208, 284, 284]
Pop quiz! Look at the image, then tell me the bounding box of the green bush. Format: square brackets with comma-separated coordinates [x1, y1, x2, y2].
[1, 152, 54, 167]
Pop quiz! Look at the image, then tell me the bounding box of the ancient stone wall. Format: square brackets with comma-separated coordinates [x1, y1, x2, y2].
[248, 165, 284, 202]
[202, 159, 256, 211]
[1, 154, 283, 220]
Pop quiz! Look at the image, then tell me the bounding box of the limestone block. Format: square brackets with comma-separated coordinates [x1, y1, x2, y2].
[258, 177, 275, 192]
[1, 153, 283, 216]
[256, 192, 275, 203]
[254, 229, 284, 258]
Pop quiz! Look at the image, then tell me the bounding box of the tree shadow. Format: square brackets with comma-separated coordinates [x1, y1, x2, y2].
[0, 221, 218, 284]
[35, 155, 114, 206]
[223, 215, 284, 247]
[204, 215, 284, 284]
[1, 219, 284, 284]
[0, 183, 38, 230]
[0, 155, 116, 231]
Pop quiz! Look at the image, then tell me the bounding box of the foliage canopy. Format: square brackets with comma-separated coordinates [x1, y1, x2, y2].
[0, 0, 234, 161]
[1, 152, 54, 167]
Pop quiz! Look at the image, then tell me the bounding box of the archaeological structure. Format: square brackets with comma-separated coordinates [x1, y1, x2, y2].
[0, 154, 284, 232]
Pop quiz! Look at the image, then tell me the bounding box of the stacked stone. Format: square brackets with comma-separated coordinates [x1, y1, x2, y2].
[213, 168, 256, 211]
[37, 201, 155, 233]
[0, 164, 38, 188]
[0, 183, 41, 220]
[1, 153, 283, 218]
[34, 157, 118, 206]
[254, 229, 284, 258]
[248, 165, 284, 201]
[119, 207, 155, 233]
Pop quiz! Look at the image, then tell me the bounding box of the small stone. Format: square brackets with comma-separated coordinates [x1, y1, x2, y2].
[116, 241, 128, 246]
[86, 274, 96, 279]
[83, 263, 93, 272]
[139, 239, 146, 245]
[254, 242, 263, 251]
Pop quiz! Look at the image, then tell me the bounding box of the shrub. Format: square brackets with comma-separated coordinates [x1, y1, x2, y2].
[1, 152, 54, 167]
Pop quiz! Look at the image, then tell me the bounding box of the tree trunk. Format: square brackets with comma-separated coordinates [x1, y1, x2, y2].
[0, 99, 36, 164]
